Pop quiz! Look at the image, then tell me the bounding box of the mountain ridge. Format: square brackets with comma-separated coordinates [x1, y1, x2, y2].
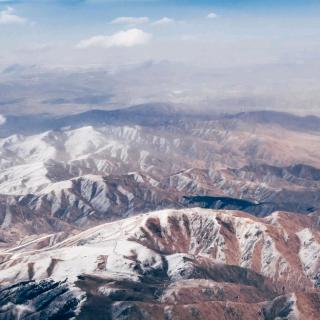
[1, 208, 319, 319]
[1, 106, 320, 138]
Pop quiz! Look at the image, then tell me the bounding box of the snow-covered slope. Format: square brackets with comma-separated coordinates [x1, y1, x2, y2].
[0, 208, 319, 319]
[0, 111, 319, 239]
[0, 120, 320, 247]
[1, 163, 320, 248]
[1, 113, 320, 196]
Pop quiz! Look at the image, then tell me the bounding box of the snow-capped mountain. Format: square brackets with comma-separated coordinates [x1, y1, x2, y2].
[0, 107, 320, 319]
[1, 208, 319, 319]
[0, 107, 320, 247]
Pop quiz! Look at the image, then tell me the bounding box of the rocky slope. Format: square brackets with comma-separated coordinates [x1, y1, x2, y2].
[0, 208, 319, 319]
[1, 162, 320, 248]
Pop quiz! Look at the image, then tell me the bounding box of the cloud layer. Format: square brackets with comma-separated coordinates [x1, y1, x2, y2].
[0, 6, 27, 24]
[77, 28, 152, 49]
[152, 17, 174, 26]
[207, 12, 218, 19]
[111, 16, 149, 25]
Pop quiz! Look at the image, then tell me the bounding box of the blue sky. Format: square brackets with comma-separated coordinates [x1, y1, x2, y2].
[0, 0, 319, 68]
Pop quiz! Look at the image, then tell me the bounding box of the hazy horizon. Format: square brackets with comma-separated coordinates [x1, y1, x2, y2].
[0, 0, 320, 116]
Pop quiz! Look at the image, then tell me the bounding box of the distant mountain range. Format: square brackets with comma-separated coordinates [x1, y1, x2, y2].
[1, 104, 320, 137]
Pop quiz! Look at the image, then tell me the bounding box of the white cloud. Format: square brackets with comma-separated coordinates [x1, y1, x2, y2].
[77, 28, 152, 49]
[111, 16, 149, 25]
[152, 17, 174, 26]
[0, 115, 6, 126]
[207, 12, 218, 19]
[0, 7, 27, 25]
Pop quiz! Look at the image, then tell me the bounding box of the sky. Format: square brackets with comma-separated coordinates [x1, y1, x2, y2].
[0, 0, 320, 68]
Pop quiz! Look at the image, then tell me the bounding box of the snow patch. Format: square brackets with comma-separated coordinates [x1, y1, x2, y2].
[297, 228, 320, 278]
[0, 114, 6, 126]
